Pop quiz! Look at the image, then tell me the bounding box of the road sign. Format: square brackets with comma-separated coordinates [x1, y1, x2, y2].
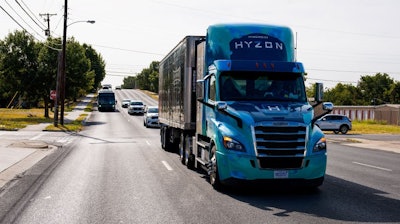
[50, 90, 57, 100]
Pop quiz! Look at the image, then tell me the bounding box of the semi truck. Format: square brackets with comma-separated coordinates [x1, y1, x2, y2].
[158, 24, 333, 190]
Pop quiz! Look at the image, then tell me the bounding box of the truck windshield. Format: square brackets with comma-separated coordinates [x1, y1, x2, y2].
[219, 72, 306, 102]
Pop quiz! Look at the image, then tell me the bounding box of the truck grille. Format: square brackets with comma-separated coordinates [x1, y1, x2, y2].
[254, 125, 306, 169]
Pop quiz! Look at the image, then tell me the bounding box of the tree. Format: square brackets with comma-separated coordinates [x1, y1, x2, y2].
[65, 38, 93, 101]
[122, 76, 136, 89]
[37, 38, 62, 117]
[324, 83, 363, 105]
[125, 61, 159, 92]
[387, 81, 400, 104]
[0, 30, 39, 108]
[358, 73, 394, 105]
[83, 44, 106, 91]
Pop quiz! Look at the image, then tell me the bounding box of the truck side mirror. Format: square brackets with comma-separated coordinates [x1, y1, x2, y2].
[196, 79, 205, 101]
[315, 82, 324, 103]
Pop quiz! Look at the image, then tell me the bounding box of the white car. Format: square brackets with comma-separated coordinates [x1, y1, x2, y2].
[143, 106, 159, 128]
[128, 100, 145, 115]
[121, 99, 131, 108]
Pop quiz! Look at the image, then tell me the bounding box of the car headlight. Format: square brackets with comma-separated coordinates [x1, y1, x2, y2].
[313, 137, 327, 152]
[223, 136, 245, 152]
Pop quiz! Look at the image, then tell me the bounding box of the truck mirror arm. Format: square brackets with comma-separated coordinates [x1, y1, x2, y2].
[311, 102, 334, 126]
[197, 99, 243, 128]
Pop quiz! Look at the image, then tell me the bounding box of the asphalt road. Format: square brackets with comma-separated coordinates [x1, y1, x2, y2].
[5, 89, 400, 223]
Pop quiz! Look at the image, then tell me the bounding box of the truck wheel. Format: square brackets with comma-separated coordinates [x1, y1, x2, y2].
[209, 145, 222, 190]
[340, 125, 349, 134]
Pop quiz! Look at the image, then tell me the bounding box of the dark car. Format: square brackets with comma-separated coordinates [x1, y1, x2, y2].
[315, 114, 352, 134]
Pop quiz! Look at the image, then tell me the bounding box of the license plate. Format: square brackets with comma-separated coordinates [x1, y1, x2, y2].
[274, 170, 289, 179]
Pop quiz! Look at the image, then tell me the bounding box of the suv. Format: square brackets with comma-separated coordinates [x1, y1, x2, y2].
[315, 114, 352, 134]
[143, 106, 160, 128]
[128, 100, 145, 115]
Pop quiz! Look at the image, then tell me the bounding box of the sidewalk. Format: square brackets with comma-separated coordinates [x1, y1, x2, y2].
[0, 94, 94, 189]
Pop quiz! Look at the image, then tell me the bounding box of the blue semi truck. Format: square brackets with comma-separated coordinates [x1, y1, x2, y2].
[158, 24, 332, 190]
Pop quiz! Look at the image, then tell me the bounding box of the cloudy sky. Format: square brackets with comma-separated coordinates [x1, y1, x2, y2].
[1, 0, 399, 88]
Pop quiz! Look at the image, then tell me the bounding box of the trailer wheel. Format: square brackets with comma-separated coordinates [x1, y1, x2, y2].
[179, 134, 186, 165]
[161, 127, 172, 151]
[180, 134, 195, 169]
[209, 145, 222, 190]
[160, 127, 166, 149]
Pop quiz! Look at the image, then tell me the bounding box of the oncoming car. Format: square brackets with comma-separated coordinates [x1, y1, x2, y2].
[315, 114, 352, 134]
[143, 106, 159, 128]
[128, 100, 145, 115]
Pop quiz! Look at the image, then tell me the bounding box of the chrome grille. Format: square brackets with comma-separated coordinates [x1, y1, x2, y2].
[254, 124, 306, 169]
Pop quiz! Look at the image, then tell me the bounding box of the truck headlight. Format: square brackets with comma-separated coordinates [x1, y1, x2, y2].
[313, 137, 327, 152]
[223, 136, 245, 152]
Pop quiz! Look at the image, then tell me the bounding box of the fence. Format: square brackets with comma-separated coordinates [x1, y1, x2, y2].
[332, 104, 400, 125]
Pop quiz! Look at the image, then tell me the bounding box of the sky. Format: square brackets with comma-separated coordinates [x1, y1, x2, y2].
[1, 0, 400, 89]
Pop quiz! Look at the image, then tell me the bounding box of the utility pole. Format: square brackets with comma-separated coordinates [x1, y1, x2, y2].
[60, 0, 68, 125]
[39, 13, 57, 37]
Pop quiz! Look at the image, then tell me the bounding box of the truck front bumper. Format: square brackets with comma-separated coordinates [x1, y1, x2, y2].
[216, 151, 326, 186]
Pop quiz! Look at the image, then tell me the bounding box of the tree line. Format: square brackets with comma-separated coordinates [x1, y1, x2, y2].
[307, 73, 400, 105]
[122, 61, 159, 93]
[0, 30, 106, 115]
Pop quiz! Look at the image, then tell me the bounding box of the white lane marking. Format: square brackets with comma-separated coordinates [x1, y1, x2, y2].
[352, 161, 392, 172]
[145, 140, 151, 146]
[161, 161, 173, 171]
[30, 133, 45, 140]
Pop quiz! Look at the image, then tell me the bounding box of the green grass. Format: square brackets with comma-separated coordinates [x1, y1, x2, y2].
[0, 98, 94, 131]
[44, 114, 88, 132]
[0, 109, 53, 131]
[351, 120, 400, 134]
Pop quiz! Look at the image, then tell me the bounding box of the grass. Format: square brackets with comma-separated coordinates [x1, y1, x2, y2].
[351, 120, 400, 134]
[0, 97, 94, 132]
[44, 114, 88, 132]
[0, 108, 53, 131]
[140, 89, 158, 101]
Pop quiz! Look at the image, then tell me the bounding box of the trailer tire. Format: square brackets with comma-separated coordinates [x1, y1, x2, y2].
[161, 127, 172, 151]
[180, 134, 195, 169]
[209, 145, 222, 191]
[179, 134, 186, 165]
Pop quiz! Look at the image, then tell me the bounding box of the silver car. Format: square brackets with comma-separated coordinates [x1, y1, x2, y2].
[315, 114, 352, 134]
[128, 100, 145, 115]
[143, 106, 159, 128]
[121, 99, 131, 108]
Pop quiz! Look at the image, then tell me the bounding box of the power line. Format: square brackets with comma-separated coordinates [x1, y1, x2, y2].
[93, 44, 164, 56]
[14, 0, 46, 31]
[3, 0, 46, 40]
[20, 0, 46, 27]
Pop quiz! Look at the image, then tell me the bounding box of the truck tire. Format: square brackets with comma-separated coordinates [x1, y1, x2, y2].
[209, 145, 222, 191]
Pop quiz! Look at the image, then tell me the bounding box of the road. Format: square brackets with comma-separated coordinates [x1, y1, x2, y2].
[6, 89, 400, 223]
